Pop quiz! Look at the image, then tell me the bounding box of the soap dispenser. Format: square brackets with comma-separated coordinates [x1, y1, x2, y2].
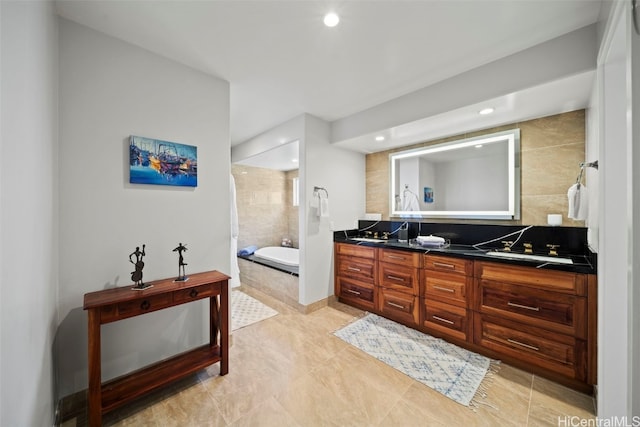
[398, 224, 409, 243]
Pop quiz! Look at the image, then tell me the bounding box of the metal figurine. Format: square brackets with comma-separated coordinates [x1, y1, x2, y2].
[173, 242, 188, 281]
[130, 244, 147, 288]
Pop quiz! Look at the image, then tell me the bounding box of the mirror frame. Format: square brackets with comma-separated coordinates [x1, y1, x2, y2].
[389, 129, 521, 220]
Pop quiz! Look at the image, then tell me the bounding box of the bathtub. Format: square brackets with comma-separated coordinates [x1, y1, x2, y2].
[254, 246, 299, 267]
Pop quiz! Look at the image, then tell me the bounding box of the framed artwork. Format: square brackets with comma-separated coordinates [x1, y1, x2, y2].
[424, 187, 434, 203]
[129, 135, 197, 187]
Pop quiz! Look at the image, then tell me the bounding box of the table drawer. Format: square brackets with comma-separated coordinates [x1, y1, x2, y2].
[335, 243, 376, 260]
[477, 280, 586, 338]
[337, 256, 376, 283]
[423, 270, 470, 307]
[173, 283, 215, 303]
[378, 288, 419, 325]
[109, 294, 173, 321]
[422, 299, 469, 341]
[379, 262, 419, 294]
[424, 254, 472, 276]
[336, 277, 375, 311]
[474, 315, 585, 380]
[380, 248, 421, 267]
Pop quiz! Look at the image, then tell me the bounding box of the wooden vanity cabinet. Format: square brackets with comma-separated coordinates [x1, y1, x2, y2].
[334, 243, 377, 311]
[474, 261, 590, 382]
[377, 248, 421, 325]
[421, 254, 474, 341]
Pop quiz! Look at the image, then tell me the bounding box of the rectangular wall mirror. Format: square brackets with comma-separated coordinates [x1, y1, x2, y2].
[390, 129, 521, 220]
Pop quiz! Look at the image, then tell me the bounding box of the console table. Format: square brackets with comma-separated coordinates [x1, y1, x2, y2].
[83, 270, 229, 426]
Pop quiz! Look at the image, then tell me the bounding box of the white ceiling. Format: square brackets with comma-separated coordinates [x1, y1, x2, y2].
[55, 0, 603, 165]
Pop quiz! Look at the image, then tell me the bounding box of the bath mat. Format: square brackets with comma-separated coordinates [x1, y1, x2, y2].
[231, 290, 278, 331]
[334, 313, 498, 407]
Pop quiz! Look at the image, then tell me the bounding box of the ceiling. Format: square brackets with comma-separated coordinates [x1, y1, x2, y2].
[56, 0, 603, 166]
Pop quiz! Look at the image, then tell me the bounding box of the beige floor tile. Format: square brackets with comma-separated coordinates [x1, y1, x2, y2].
[229, 397, 300, 427]
[527, 375, 596, 426]
[63, 288, 597, 427]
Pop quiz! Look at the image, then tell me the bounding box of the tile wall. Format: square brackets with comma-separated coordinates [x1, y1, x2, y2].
[232, 164, 299, 250]
[366, 110, 586, 226]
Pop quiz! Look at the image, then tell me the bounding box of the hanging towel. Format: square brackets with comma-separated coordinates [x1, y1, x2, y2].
[319, 197, 330, 218]
[402, 192, 420, 211]
[568, 183, 588, 220]
[238, 245, 258, 256]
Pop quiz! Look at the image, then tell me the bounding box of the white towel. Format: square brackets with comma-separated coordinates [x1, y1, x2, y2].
[402, 193, 420, 211]
[568, 183, 588, 220]
[319, 197, 330, 218]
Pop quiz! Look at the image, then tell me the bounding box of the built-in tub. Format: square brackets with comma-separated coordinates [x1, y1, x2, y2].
[254, 246, 299, 267]
[238, 246, 299, 308]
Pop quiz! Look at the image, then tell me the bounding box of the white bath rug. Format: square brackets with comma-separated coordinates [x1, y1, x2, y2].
[231, 290, 278, 331]
[334, 313, 498, 407]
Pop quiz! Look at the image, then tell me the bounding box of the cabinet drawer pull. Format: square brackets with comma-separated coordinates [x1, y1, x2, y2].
[433, 262, 455, 270]
[387, 255, 405, 260]
[387, 301, 405, 309]
[432, 315, 454, 325]
[140, 300, 150, 310]
[507, 302, 540, 312]
[387, 275, 405, 282]
[507, 338, 540, 351]
[433, 285, 455, 293]
[346, 289, 361, 295]
[347, 267, 362, 272]
[189, 289, 199, 298]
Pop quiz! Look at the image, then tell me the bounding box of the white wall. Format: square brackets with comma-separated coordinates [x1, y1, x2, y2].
[301, 114, 365, 305]
[57, 19, 230, 397]
[0, 1, 59, 425]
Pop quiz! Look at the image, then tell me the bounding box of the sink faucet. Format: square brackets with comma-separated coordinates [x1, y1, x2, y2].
[523, 243, 533, 254]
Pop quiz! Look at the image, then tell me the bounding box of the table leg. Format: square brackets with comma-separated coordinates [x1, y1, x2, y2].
[220, 280, 229, 375]
[87, 309, 102, 426]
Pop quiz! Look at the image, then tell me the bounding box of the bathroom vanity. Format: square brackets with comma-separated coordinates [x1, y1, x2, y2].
[334, 223, 597, 393]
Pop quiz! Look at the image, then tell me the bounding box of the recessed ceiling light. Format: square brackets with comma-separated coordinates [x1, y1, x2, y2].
[323, 12, 340, 27]
[479, 107, 494, 115]
[375, 135, 385, 142]
[292, 158, 298, 163]
[475, 144, 483, 148]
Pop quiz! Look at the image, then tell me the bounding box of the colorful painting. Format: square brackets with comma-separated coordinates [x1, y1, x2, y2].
[129, 136, 197, 187]
[424, 187, 434, 203]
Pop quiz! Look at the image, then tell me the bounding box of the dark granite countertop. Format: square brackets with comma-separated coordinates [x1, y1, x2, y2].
[334, 235, 596, 275]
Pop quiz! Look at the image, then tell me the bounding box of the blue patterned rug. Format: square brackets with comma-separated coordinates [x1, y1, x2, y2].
[334, 313, 497, 407]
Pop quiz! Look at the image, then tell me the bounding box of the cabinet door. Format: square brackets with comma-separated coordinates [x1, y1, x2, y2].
[378, 288, 419, 325]
[422, 299, 469, 341]
[423, 270, 471, 308]
[337, 256, 376, 284]
[476, 280, 587, 339]
[379, 262, 420, 294]
[474, 314, 586, 381]
[380, 248, 421, 267]
[336, 277, 375, 311]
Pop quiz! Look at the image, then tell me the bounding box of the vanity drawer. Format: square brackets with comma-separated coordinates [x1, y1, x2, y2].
[474, 314, 586, 381]
[477, 280, 587, 338]
[337, 256, 376, 283]
[336, 277, 375, 311]
[102, 294, 173, 322]
[379, 262, 419, 295]
[173, 283, 216, 303]
[422, 299, 469, 341]
[423, 270, 471, 307]
[424, 254, 473, 276]
[335, 243, 376, 260]
[475, 261, 586, 296]
[378, 288, 419, 325]
[380, 248, 422, 268]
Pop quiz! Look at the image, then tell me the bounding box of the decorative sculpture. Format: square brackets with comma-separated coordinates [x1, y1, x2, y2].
[173, 242, 188, 281]
[130, 244, 149, 289]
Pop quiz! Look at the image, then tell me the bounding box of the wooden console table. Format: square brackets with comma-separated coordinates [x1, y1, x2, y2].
[83, 270, 229, 426]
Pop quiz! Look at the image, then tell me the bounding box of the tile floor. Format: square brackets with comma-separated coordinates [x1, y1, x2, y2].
[62, 287, 596, 426]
